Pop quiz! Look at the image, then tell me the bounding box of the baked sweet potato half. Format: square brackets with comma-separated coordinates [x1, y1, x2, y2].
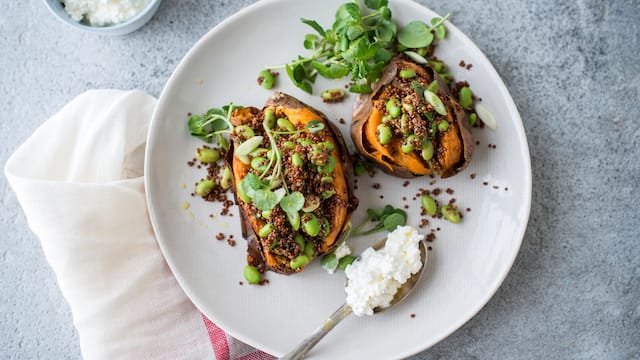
[351, 55, 474, 178]
[227, 92, 358, 274]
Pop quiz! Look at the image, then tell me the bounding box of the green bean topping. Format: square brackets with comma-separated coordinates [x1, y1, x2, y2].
[195, 147, 220, 163]
[234, 125, 255, 139]
[386, 98, 401, 117]
[220, 166, 232, 190]
[459, 86, 473, 110]
[401, 134, 418, 153]
[469, 113, 477, 127]
[195, 179, 215, 196]
[259, 69, 275, 90]
[399, 68, 416, 79]
[302, 213, 321, 237]
[377, 124, 392, 145]
[264, 108, 276, 129]
[421, 195, 437, 216]
[277, 117, 296, 132]
[438, 120, 449, 131]
[290, 254, 310, 270]
[421, 140, 434, 161]
[441, 205, 461, 224]
[292, 153, 304, 167]
[258, 223, 274, 237]
[243, 265, 261, 284]
[304, 242, 315, 257]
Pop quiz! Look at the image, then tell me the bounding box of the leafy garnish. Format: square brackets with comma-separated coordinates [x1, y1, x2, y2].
[261, 2, 450, 95]
[253, 189, 279, 211]
[352, 205, 407, 236]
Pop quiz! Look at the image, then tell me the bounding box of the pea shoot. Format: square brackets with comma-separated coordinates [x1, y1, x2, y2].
[259, 0, 450, 96]
[351, 205, 407, 236]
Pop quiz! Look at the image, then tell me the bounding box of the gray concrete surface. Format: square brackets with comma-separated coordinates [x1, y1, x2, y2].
[1, 0, 639, 359]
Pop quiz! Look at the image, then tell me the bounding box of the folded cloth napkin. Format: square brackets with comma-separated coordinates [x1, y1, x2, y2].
[5, 90, 274, 360]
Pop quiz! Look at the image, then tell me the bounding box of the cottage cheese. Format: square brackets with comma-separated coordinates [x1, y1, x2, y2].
[345, 226, 424, 316]
[62, 0, 151, 26]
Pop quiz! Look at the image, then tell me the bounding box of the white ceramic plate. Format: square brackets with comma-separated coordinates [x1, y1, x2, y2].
[145, 0, 531, 358]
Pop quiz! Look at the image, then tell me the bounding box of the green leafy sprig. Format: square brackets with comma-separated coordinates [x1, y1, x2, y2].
[260, 0, 451, 95]
[351, 205, 407, 236]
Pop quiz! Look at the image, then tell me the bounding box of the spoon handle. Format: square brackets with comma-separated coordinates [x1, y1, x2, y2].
[280, 303, 353, 360]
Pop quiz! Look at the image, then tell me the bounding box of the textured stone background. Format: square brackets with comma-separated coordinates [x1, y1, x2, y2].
[1, 0, 638, 359]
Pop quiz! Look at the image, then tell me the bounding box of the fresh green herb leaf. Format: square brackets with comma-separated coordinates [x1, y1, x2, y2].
[301, 18, 326, 36]
[382, 212, 406, 231]
[311, 61, 350, 79]
[397, 21, 433, 48]
[364, 0, 388, 10]
[280, 191, 305, 214]
[336, 3, 361, 21]
[349, 83, 373, 94]
[253, 189, 279, 211]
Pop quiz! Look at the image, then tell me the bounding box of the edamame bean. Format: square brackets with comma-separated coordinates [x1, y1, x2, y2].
[261, 210, 272, 219]
[292, 153, 304, 167]
[421, 140, 434, 161]
[195, 179, 215, 196]
[441, 205, 461, 224]
[399, 68, 416, 79]
[427, 80, 439, 94]
[264, 108, 276, 129]
[318, 155, 336, 174]
[386, 98, 401, 117]
[438, 120, 449, 131]
[297, 138, 312, 146]
[421, 194, 437, 216]
[283, 141, 296, 149]
[402, 102, 414, 112]
[251, 157, 268, 172]
[290, 254, 310, 270]
[196, 147, 220, 163]
[234, 125, 254, 139]
[469, 113, 477, 127]
[321, 190, 335, 199]
[243, 265, 261, 284]
[401, 135, 417, 153]
[259, 70, 275, 90]
[304, 242, 315, 257]
[459, 86, 473, 110]
[220, 166, 232, 190]
[258, 223, 274, 237]
[287, 211, 301, 231]
[338, 255, 356, 270]
[302, 214, 321, 237]
[377, 124, 392, 145]
[277, 117, 296, 132]
[382, 115, 392, 123]
[321, 176, 334, 183]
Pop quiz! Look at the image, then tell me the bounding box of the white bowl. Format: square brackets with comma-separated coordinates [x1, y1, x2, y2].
[43, 0, 162, 36]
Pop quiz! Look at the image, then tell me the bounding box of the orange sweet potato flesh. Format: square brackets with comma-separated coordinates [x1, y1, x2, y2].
[352, 55, 474, 178]
[227, 92, 358, 274]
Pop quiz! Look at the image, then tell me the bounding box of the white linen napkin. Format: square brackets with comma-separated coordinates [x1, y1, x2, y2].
[4, 90, 273, 360]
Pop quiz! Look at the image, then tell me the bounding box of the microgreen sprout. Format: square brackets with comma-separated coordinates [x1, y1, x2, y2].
[260, 0, 451, 95]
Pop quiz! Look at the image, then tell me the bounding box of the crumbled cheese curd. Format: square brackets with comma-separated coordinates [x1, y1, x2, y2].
[62, 0, 151, 26]
[345, 226, 424, 316]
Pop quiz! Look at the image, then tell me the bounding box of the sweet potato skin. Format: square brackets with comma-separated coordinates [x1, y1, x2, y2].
[227, 92, 358, 274]
[351, 56, 474, 178]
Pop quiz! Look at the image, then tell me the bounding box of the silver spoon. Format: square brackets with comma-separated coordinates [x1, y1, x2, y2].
[281, 239, 428, 360]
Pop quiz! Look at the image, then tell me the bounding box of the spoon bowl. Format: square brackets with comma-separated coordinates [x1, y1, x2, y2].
[281, 238, 428, 359]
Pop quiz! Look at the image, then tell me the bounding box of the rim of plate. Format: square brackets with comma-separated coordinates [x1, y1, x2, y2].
[145, 0, 532, 356]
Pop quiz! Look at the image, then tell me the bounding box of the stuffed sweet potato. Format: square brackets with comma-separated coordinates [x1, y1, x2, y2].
[351, 55, 474, 178]
[228, 92, 358, 274]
